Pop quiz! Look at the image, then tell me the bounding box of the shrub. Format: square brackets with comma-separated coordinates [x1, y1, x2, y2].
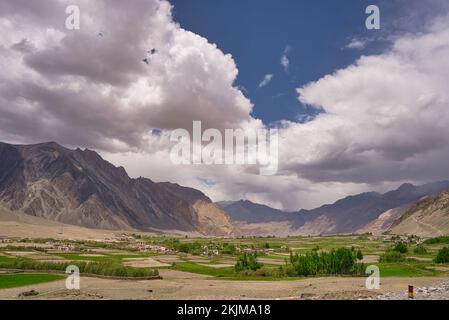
[278, 264, 297, 277]
[393, 242, 408, 254]
[413, 245, 428, 255]
[434, 247, 449, 263]
[221, 243, 237, 255]
[19, 290, 39, 297]
[235, 253, 262, 272]
[379, 250, 406, 263]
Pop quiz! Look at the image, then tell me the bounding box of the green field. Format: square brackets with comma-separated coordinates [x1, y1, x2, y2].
[0, 274, 65, 289]
[0, 255, 17, 263]
[1, 234, 449, 283]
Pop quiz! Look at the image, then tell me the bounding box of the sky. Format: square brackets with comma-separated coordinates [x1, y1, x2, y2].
[1, 0, 449, 210]
[170, 0, 445, 124]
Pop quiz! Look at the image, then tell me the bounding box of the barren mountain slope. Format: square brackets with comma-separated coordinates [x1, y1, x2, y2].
[0, 141, 238, 236]
[389, 190, 449, 237]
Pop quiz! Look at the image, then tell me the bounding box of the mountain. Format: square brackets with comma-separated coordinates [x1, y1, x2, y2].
[389, 189, 449, 237]
[220, 182, 449, 236]
[0, 141, 238, 236]
[217, 200, 295, 223]
[355, 203, 414, 235]
[297, 181, 449, 235]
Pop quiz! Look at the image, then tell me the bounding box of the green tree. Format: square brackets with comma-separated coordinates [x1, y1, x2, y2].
[356, 249, 364, 261]
[413, 245, 428, 255]
[434, 247, 449, 263]
[393, 241, 408, 254]
[235, 253, 262, 272]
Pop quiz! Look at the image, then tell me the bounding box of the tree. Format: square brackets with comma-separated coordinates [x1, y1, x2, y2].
[413, 245, 428, 255]
[393, 241, 408, 254]
[356, 249, 364, 261]
[235, 253, 262, 272]
[435, 247, 449, 263]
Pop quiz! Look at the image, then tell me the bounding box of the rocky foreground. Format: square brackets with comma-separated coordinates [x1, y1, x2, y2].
[375, 281, 449, 300]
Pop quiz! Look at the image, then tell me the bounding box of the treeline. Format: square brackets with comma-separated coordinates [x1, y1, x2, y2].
[424, 236, 449, 245]
[379, 240, 449, 264]
[0, 259, 159, 278]
[234, 248, 364, 277]
[289, 248, 364, 276]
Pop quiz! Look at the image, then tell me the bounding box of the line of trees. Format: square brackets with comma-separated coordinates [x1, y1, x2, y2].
[289, 248, 364, 276]
[0, 258, 159, 278]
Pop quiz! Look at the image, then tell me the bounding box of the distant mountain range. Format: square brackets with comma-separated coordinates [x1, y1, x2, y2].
[0, 142, 238, 236]
[1, 141, 448, 237]
[219, 181, 449, 236]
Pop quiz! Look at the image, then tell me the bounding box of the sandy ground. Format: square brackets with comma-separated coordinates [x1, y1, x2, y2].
[154, 255, 180, 264]
[1, 270, 447, 300]
[362, 255, 379, 263]
[198, 263, 234, 269]
[5, 251, 65, 261]
[123, 257, 171, 268]
[258, 258, 286, 266]
[0, 206, 119, 241]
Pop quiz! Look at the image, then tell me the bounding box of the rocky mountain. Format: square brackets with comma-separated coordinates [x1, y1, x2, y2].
[0, 141, 238, 236]
[389, 189, 449, 237]
[220, 182, 449, 236]
[217, 200, 296, 223]
[355, 203, 414, 235]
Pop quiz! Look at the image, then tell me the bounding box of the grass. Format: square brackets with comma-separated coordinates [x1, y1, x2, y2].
[0, 255, 18, 263]
[0, 274, 65, 289]
[173, 261, 235, 278]
[378, 262, 442, 277]
[173, 261, 302, 281]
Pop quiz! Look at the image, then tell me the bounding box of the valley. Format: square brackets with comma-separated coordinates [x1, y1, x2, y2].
[1, 141, 449, 300]
[1, 227, 449, 299]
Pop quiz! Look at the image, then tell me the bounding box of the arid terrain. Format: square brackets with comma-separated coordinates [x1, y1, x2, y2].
[2, 207, 449, 300]
[1, 269, 448, 300]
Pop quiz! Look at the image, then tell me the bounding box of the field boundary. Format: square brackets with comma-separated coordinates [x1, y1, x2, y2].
[0, 268, 162, 281]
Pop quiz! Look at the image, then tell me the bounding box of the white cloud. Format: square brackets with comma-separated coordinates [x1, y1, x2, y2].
[280, 45, 291, 72]
[282, 13, 449, 186]
[0, 0, 257, 152]
[345, 38, 366, 50]
[1, 1, 449, 211]
[258, 74, 273, 88]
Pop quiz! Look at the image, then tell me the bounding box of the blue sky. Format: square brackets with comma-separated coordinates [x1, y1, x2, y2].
[170, 0, 393, 124]
[170, 0, 447, 125]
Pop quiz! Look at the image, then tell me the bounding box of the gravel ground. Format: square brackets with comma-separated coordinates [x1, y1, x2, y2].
[1, 271, 447, 300]
[375, 281, 449, 300]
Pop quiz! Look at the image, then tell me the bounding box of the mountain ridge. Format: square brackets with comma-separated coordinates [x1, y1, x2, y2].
[220, 181, 449, 236]
[0, 141, 238, 236]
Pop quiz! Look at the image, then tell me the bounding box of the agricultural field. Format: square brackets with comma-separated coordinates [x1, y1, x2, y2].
[0, 274, 65, 290]
[0, 234, 449, 299]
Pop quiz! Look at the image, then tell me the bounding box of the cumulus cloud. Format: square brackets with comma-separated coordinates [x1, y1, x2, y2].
[0, 0, 256, 152]
[258, 74, 273, 88]
[2, 1, 449, 210]
[281, 13, 449, 186]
